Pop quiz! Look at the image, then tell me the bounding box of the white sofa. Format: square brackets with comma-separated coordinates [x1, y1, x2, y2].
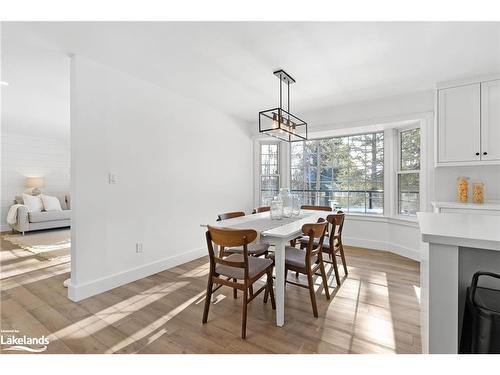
[11, 193, 71, 234]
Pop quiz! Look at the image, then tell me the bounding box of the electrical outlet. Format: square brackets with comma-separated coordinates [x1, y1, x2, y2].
[136, 242, 143, 253]
[108, 173, 117, 184]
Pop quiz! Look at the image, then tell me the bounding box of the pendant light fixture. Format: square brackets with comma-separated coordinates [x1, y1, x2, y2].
[259, 69, 308, 142]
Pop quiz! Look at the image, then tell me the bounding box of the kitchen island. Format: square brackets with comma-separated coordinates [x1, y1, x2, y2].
[417, 212, 500, 353]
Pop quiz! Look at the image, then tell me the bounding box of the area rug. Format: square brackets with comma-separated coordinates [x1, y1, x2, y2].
[2, 229, 70, 260]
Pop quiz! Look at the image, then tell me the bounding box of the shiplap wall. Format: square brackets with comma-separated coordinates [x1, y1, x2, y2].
[1, 132, 70, 231]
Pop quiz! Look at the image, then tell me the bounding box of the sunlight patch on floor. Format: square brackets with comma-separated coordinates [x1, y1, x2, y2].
[105, 289, 206, 353]
[49, 280, 189, 341]
[180, 263, 210, 278]
[349, 271, 396, 351]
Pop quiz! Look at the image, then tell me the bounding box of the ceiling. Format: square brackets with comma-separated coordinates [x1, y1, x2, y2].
[2, 22, 499, 137]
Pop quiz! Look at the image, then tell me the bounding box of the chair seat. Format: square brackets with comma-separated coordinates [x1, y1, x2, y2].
[270, 247, 318, 268]
[216, 254, 273, 279]
[225, 242, 270, 256]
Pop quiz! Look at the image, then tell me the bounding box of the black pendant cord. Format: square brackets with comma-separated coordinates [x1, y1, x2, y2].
[287, 81, 290, 122]
[279, 77, 282, 111]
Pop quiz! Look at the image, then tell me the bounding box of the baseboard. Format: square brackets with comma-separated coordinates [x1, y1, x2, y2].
[68, 247, 206, 302]
[343, 236, 421, 261]
[1, 224, 12, 233]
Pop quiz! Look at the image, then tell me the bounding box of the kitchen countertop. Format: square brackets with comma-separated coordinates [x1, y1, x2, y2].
[417, 212, 500, 251]
[431, 201, 500, 210]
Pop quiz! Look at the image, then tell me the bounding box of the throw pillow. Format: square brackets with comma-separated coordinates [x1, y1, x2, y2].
[22, 193, 43, 212]
[41, 194, 63, 211]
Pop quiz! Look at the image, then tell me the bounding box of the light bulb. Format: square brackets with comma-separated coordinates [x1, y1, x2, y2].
[272, 113, 279, 129]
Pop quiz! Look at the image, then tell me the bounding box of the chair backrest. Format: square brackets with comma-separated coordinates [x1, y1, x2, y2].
[326, 212, 345, 247]
[301, 221, 328, 267]
[300, 205, 332, 212]
[206, 226, 257, 278]
[251, 206, 270, 214]
[216, 211, 245, 221]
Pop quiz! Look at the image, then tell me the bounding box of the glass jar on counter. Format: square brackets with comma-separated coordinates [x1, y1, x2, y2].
[457, 176, 469, 203]
[472, 182, 485, 204]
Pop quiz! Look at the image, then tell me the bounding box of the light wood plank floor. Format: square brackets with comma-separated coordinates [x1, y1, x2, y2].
[1, 234, 421, 354]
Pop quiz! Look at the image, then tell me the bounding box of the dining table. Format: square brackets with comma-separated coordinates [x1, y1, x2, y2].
[204, 210, 328, 327]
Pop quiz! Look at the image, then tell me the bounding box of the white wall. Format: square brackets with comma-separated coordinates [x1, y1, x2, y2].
[1, 28, 70, 138]
[69, 55, 254, 301]
[0, 133, 70, 231]
[434, 165, 500, 202]
[301, 90, 435, 130]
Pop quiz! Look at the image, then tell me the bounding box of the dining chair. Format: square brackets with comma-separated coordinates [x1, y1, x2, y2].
[300, 205, 333, 212]
[289, 205, 331, 247]
[216, 211, 270, 258]
[217, 211, 245, 221]
[299, 211, 347, 285]
[251, 206, 270, 214]
[270, 221, 330, 318]
[203, 226, 276, 339]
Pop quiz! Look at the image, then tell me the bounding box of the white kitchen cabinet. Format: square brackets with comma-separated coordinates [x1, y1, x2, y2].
[481, 79, 500, 161]
[436, 76, 500, 166]
[437, 83, 481, 164]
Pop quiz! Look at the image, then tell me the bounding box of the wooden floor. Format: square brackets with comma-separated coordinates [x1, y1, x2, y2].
[0, 234, 422, 354]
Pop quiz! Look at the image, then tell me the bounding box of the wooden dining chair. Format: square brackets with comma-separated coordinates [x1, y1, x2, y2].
[300, 205, 333, 212]
[203, 226, 276, 339]
[216, 211, 270, 258]
[271, 221, 330, 318]
[299, 211, 347, 285]
[217, 211, 245, 221]
[251, 206, 270, 214]
[289, 205, 331, 247]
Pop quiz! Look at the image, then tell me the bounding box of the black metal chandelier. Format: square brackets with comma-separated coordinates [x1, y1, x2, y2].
[259, 69, 308, 142]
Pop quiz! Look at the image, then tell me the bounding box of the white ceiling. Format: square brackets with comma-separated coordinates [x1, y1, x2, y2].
[2, 22, 499, 137]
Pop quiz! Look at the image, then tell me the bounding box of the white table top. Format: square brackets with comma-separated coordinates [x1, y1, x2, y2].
[207, 210, 327, 239]
[417, 212, 500, 251]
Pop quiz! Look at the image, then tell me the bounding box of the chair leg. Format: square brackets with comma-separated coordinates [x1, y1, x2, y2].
[202, 278, 213, 324]
[339, 241, 348, 275]
[266, 268, 276, 310]
[307, 272, 318, 318]
[331, 250, 342, 286]
[320, 259, 330, 300]
[233, 278, 238, 299]
[249, 285, 254, 298]
[242, 287, 248, 339]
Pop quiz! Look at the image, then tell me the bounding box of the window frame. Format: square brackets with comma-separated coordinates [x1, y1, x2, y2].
[259, 141, 280, 205]
[395, 125, 421, 217]
[289, 131, 385, 215]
